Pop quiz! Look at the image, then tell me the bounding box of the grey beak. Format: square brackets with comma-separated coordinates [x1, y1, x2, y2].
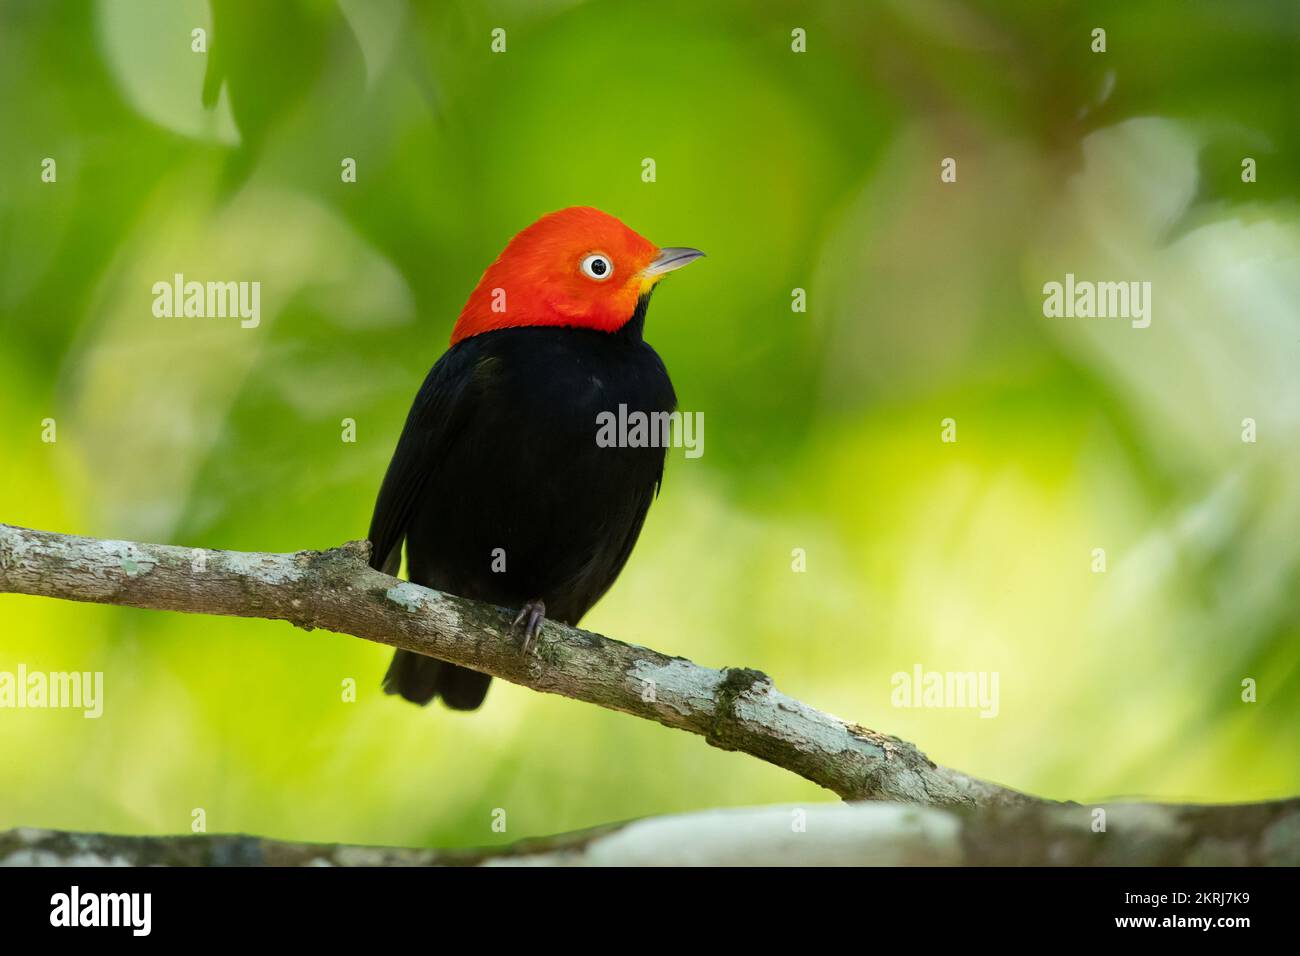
[644, 247, 705, 278]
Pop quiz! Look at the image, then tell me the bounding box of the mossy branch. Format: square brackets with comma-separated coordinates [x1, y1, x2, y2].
[5, 521, 1299, 866]
[5, 797, 1298, 866]
[0, 522, 1028, 808]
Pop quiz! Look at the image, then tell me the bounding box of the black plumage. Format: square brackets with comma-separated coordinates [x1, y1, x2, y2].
[368, 295, 675, 710]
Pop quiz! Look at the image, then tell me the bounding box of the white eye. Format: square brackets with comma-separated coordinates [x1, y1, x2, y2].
[580, 253, 613, 281]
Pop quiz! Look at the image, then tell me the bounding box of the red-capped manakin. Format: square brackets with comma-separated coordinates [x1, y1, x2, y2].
[369, 207, 704, 709]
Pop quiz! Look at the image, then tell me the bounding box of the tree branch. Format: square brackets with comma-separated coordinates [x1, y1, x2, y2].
[7, 521, 1297, 865]
[1, 522, 1030, 808]
[5, 798, 1298, 866]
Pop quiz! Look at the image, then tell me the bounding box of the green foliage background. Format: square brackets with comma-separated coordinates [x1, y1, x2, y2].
[1, 0, 1297, 848]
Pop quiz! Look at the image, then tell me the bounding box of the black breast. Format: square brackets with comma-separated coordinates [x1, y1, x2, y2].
[404, 322, 677, 625]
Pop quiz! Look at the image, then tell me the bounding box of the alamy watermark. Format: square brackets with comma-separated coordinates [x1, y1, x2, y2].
[595, 404, 704, 459]
[50, 886, 150, 936]
[1042, 273, 1151, 328]
[891, 664, 999, 718]
[0, 664, 103, 718]
[152, 273, 260, 329]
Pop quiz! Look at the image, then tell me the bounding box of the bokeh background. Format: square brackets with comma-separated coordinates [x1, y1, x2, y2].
[1, 0, 1298, 849]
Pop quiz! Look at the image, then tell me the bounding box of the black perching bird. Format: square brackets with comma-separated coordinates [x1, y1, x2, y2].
[368, 207, 703, 709]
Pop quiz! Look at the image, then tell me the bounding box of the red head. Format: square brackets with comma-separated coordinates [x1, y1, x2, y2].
[450, 207, 703, 344]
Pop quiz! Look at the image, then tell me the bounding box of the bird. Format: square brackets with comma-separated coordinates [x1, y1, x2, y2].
[368, 206, 704, 710]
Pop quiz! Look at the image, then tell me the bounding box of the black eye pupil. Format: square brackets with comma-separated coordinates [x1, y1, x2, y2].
[591, 258, 607, 276]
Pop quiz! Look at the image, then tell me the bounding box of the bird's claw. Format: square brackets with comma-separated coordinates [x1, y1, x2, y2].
[510, 599, 547, 655]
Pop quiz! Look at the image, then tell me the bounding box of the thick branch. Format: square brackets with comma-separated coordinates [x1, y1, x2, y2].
[5, 798, 1298, 866]
[3, 523, 1027, 807]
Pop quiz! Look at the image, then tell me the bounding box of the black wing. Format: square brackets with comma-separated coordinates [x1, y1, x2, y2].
[366, 343, 484, 575]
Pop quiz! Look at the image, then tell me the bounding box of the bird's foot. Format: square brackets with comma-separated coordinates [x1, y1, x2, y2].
[509, 599, 547, 655]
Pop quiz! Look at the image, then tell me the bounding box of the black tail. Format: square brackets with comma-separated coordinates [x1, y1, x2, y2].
[382, 650, 492, 710]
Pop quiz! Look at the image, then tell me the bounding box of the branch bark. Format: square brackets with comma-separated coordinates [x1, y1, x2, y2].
[5, 799, 1298, 866]
[1, 522, 1028, 808]
[5, 522, 1299, 865]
